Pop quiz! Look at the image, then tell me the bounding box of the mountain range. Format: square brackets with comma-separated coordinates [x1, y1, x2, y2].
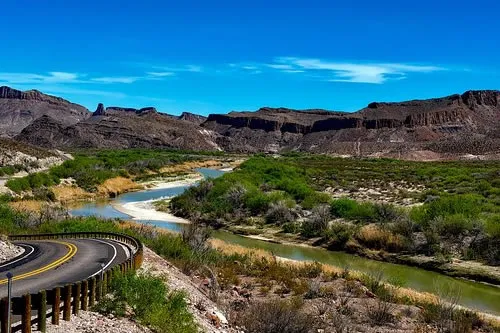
[1, 86, 499, 160]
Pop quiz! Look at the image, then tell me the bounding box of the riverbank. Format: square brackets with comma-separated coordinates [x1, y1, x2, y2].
[225, 224, 500, 287]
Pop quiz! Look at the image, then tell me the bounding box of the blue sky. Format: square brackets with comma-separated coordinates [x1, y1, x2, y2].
[0, 0, 498, 115]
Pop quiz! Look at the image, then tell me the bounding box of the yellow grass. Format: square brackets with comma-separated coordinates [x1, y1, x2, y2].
[356, 224, 405, 251]
[9, 200, 45, 212]
[97, 177, 142, 197]
[159, 160, 223, 174]
[52, 186, 95, 202]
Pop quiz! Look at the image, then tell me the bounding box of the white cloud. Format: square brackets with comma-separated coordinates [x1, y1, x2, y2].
[92, 76, 140, 84]
[242, 66, 258, 70]
[266, 64, 294, 70]
[0, 72, 82, 84]
[147, 72, 175, 77]
[272, 57, 446, 84]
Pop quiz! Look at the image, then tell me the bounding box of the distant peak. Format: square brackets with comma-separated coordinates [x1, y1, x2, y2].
[93, 103, 106, 116]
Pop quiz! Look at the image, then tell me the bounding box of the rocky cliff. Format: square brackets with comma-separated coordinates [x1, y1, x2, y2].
[2, 85, 499, 158]
[202, 90, 500, 157]
[0, 86, 91, 137]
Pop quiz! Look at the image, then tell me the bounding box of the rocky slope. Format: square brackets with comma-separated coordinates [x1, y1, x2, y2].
[203, 90, 500, 158]
[1, 85, 499, 158]
[16, 104, 221, 151]
[0, 86, 90, 137]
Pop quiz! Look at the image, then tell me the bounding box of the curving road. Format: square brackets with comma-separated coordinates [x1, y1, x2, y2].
[0, 239, 131, 298]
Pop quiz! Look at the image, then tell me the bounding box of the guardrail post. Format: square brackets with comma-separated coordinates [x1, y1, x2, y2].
[1, 297, 9, 333]
[73, 282, 81, 315]
[63, 285, 72, 321]
[21, 293, 31, 333]
[106, 270, 112, 291]
[52, 287, 60, 325]
[38, 290, 47, 333]
[96, 276, 102, 302]
[102, 273, 107, 296]
[81, 280, 88, 311]
[89, 278, 96, 307]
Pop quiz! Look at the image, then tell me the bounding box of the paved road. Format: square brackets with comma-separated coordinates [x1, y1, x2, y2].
[0, 239, 130, 298]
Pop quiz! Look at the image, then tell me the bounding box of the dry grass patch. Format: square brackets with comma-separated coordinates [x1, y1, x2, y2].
[97, 177, 143, 197]
[52, 185, 95, 202]
[356, 224, 407, 252]
[9, 200, 45, 212]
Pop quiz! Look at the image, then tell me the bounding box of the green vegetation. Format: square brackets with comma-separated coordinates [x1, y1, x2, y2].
[6, 148, 228, 193]
[95, 272, 197, 333]
[171, 155, 500, 265]
[0, 198, 496, 332]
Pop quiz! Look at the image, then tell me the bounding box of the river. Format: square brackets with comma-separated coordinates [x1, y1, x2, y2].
[69, 168, 500, 315]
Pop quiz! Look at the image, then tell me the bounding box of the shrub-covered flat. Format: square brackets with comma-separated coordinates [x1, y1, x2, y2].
[170, 154, 500, 274]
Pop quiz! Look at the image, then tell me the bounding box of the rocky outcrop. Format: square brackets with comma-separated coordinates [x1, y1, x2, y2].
[178, 112, 207, 124]
[93, 103, 106, 116]
[0, 86, 90, 137]
[203, 90, 500, 156]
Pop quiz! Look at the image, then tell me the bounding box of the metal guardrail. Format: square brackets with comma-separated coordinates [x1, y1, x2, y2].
[0, 232, 144, 333]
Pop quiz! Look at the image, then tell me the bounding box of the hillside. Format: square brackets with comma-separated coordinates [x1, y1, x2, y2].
[0, 86, 499, 158]
[16, 103, 221, 151]
[0, 86, 90, 137]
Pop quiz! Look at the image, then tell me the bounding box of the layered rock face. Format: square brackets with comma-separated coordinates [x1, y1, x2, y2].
[2, 85, 499, 158]
[203, 90, 500, 156]
[17, 104, 221, 151]
[0, 86, 90, 137]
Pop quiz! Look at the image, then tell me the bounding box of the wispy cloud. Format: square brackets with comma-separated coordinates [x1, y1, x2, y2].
[92, 76, 140, 84]
[147, 71, 175, 77]
[270, 57, 446, 84]
[0, 72, 83, 85]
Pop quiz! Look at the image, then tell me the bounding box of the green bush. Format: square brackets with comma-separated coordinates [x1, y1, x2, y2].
[97, 272, 197, 333]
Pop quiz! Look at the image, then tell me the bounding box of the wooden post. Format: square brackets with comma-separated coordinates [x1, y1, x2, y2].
[38, 290, 47, 333]
[89, 278, 96, 307]
[81, 280, 88, 311]
[107, 270, 112, 290]
[1, 298, 9, 333]
[73, 282, 81, 315]
[52, 287, 60, 325]
[63, 285, 72, 321]
[21, 294, 31, 333]
[96, 276, 102, 302]
[102, 273, 108, 296]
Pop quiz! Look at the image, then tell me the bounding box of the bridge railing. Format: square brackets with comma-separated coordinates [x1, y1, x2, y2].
[0, 232, 144, 333]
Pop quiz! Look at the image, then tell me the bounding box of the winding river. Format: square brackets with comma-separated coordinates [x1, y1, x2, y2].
[70, 168, 500, 315]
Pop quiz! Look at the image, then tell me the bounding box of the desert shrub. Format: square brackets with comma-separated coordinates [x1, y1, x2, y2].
[244, 189, 271, 215]
[411, 194, 483, 227]
[282, 222, 300, 234]
[300, 204, 331, 237]
[330, 198, 357, 218]
[372, 203, 401, 224]
[234, 298, 314, 333]
[431, 214, 481, 238]
[330, 199, 376, 222]
[265, 201, 295, 225]
[356, 224, 406, 252]
[0, 166, 17, 176]
[97, 272, 197, 333]
[301, 191, 331, 210]
[322, 223, 355, 249]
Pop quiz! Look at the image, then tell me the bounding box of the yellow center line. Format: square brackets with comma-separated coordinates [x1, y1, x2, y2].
[0, 241, 78, 285]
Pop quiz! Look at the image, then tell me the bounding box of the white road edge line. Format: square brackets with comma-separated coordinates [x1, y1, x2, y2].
[0, 244, 34, 269]
[87, 239, 118, 279]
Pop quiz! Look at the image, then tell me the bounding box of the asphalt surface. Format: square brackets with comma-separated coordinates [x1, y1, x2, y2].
[0, 239, 131, 298]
